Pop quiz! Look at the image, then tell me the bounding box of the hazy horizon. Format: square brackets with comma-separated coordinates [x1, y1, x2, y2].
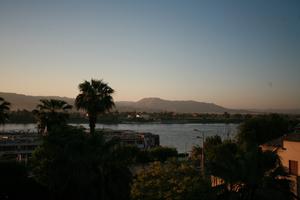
[1, 1, 299, 109]
[1, 91, 300, 111]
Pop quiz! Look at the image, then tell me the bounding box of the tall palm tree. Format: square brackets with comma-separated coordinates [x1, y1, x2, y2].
[75, 79, 115, 134]
[0, 97, 11, 125]
[33, 99, 72, 134]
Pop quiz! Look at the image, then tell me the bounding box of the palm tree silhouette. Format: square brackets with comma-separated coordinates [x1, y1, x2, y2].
[33, 99, 72, 134]
[0, 97, 11, 125]
[75, 79, 115, 134]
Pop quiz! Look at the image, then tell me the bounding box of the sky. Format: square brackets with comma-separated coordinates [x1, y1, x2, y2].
[0, 0, 299, 109]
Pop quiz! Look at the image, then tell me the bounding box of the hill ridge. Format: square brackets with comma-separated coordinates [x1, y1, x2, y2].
[1, 91, 243, 113]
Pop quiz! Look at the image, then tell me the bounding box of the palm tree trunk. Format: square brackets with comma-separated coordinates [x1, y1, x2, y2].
[89, 114, 96, 134]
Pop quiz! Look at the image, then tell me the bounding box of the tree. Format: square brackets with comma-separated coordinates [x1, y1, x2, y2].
[31, 126, 132, 200]
[189, 136, 222, 172]
[131, 160, 216, 200]
[207, 140, 293, 200]
[75, 79, 115, 134]
[204, 135, 222, 161]
[9, 109, 35, 123]
[0, 161, 49, 199]
[148, 146, 178, 162]
[0, 97, 11, 124]
[189, 145, 202, 167]
[33, 99, 72, 134]
[237, 114, 290, 149]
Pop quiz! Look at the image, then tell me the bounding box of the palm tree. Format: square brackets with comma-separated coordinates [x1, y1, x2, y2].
[33, 99, 72, 134]
[75, 79, 115, 134]
[0, 97, 11, 125]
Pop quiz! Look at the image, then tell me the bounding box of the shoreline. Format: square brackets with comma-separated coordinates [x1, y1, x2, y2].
[2, 121, 242, 125]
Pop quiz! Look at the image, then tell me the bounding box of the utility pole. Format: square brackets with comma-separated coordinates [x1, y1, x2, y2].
[201, 131, 205, 177]
[194, 129, 205, 177]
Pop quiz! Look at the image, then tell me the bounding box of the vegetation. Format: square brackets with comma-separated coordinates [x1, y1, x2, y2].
[8, 109, 36, 123]
[203, 114, 297, 200]
[206, 139, 292, 200]
[4, 109, 300, 125]
[130, 118, 296, 200]
[33, 99, 72, 134]
[131, 160, 216, 200]
[0, 97, 11, 124]
[114, 145, 179, 164]
[0, 161, 48, 199]
[31, 126, 132, 200]
[75, 79, 115, 134]
[237, 114, 299, 150]
[148, 146, 178, 162]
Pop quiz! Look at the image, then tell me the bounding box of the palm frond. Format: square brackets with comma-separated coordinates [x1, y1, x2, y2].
[75, 79, 115, 134]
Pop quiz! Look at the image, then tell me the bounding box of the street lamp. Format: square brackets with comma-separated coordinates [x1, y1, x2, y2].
[194, 129, 205, 177]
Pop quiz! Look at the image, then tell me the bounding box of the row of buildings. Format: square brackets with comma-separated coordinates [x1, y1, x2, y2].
[0, 131, 41, 162]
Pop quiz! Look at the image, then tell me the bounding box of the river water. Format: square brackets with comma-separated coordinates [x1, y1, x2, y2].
[1, 123, 239, 153]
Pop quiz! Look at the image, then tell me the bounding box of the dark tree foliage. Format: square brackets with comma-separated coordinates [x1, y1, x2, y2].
[205, 137, 293, 200]
[131, 160, 217, 200]
[193, 114, 299, 200]
[75, 79, 115, 134]
[9, 109, 35, 123]
[119, 145, 178, 164]
[189, 145, 202, 167]
[148, 146, 178, 162]
[33, 99, 72, 134]
[204, 135, 222, 160]
[31, 126, 132, 200]
[0, 97, 10, 124]
[0, 161, 49, 200]
[237, 114, 295, 148]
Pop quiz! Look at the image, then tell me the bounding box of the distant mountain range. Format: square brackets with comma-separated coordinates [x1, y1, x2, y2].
[0, 92, 75, 111]
[116, 98, 241, 113]
[1, 92, 299, 114]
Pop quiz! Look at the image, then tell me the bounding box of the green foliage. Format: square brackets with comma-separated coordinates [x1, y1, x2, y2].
[31, 126, 132, 200]
[189, 145, 203, 171]
[148, 146, 178, 162]
[237, 114, 291, 148]
[190, 145, 202, 163]
[75, 79, 115, 134]
[205, 135, 222, 149]
[135, 149, 153, 164]
[116, 146, 178, 164]
[204, 135, 223, 162]
[0, 97, 10, 124]
[131, 160, 216, 200]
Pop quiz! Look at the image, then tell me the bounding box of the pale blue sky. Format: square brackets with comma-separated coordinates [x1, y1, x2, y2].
[0, 0, 299, 109]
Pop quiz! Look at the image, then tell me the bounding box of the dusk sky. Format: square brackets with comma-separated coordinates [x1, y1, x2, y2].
[0, 0, 299, 109]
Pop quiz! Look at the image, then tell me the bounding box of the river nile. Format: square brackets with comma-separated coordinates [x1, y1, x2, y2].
[1, 123, 239, 153]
